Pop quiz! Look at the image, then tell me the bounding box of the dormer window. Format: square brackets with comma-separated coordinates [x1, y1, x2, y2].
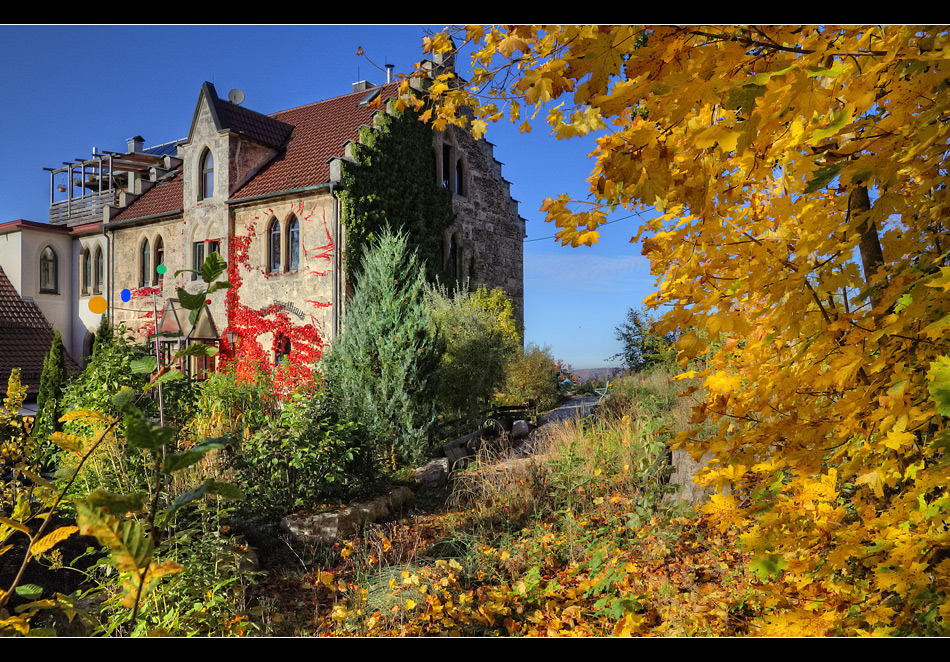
[199, 148, 214, 200]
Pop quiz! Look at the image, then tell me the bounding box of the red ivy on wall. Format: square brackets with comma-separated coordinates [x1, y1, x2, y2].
[220, 204, 333, 398]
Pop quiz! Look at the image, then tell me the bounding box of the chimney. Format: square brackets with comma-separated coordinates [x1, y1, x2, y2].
[127, 136, 145, 153]
[352, 80, 374, 93]
[386, 64, 394, 83]
[432, 38, 456, 72]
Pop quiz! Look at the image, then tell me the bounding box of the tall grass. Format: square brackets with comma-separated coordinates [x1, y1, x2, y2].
[446, 366, 696, 541]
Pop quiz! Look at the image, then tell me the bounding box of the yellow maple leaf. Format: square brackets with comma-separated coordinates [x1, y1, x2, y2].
[705, 371, 742, 393]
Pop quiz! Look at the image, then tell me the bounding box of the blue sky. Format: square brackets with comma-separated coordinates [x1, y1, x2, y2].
[0, 24, 661, 369]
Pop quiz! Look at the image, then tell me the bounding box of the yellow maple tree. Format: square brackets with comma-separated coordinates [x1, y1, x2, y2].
[405, 25, 950, 635]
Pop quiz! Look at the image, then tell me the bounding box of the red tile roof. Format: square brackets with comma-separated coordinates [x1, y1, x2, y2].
[0, 219, 72, 235]
[215, 93, 294, 149]
[111, 174, 184, 224]
[109, 83, 399, 223]
[232, 83, 399, 200]
[0, 265, 80, 396]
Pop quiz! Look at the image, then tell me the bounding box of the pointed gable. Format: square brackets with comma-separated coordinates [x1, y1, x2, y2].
[191, 82, 294, 150]
[105, 81, 400, 223]
[229, 82, 400, 200]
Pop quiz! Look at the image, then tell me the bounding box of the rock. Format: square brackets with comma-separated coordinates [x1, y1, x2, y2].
[352, 498, 389, 524]
[511, 419, 530, 440]
[281, 511, 343, 544]
[387, 486, 414, 512]
[414, 457, 450, 487]
[280, 486, 416, 544]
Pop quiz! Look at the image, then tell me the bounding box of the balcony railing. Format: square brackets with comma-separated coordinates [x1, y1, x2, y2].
[49, 190, 117, 226]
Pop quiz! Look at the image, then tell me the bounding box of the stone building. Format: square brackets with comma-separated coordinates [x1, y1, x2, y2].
[0, 57, 525, 386]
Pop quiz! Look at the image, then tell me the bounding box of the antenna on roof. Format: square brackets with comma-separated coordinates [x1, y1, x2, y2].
[228, 88, 245, 105]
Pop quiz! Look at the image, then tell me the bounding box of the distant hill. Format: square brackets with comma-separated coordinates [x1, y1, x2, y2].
[570, 367, 624, 384]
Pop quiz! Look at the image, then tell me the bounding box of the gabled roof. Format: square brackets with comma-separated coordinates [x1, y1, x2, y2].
[111, 174, 184, 224]
[109, 82, 400, 223]
[0, 265, 80, 397]
[201, 82, 294, 150]
[0, 219, 72, 236]
[231, 82, 399, 200]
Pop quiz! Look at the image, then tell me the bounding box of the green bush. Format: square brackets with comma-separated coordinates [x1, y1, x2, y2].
[190, 368, 275, 445]
[500, 343, 561, 412]
[91, 505, 260, 637]
[229, 390, 370, 520]
[425, 283, 520, 422]
[58, 325, 154, 497]
[35, 330, 67, 445]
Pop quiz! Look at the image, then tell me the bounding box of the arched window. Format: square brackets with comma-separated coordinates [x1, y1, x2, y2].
[39, 246, 58, 294]
[199, 148, 214, 200]
[94, 246, 103, 294]
[455, 157, 466, 196]
[442, 143, 453, 189]
[268, 218, 281, 274]
[140, 238, 150, 287]
[287, 216, 299, 273]
[153, 236, 164, 285]
[445, 231, 461, 282]
[81, 247, 91, 295]
[274, 332, 291, 365]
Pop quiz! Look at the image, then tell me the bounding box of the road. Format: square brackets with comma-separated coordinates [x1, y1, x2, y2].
[538, 395, 602, 426]
[509, 394, 602, 458]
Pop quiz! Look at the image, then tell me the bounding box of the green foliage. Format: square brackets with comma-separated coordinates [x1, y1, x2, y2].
[337, 107, 455, 287]
[322, 228, 443, 469]
[59, 328, 154, 498]
[0, 369, 45, 515]
[425, 282, 520, 421]
[191, 368, 276, 444]
[35, 330, 67, 444]
[499, 343, 561, 412]
[63, 324, 150, 421]
[94, 506, 259, 636]
[91, 314, 114, 357]
[611, 308, 679, 373]
[0, 252, 244, 636]
[229, 390, 370, 520]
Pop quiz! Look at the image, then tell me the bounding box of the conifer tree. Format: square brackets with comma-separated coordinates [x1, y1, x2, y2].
[36, 329, 66, 438]
[322, 228, 443, 469]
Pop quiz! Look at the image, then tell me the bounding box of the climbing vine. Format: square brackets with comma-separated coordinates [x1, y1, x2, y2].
[221, 204, 328, 397]
[337, 107, 456, 287]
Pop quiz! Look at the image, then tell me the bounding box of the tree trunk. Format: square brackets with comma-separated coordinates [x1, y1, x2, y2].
[849, 184, 885, 309]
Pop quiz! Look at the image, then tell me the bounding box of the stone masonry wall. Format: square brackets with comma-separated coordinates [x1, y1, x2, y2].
[434, 126, 525, 326]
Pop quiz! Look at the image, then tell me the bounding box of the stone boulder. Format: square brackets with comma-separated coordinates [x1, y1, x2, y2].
[414, 457, 450, 487]
[281, 486, 416, 544]
[510, 419, 530, 440]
